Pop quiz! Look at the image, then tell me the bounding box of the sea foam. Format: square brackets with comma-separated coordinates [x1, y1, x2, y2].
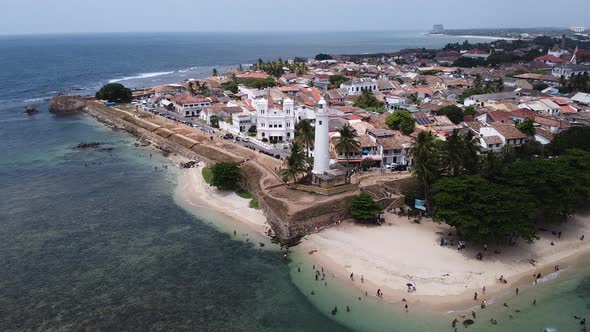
[108, 71, 175, 83]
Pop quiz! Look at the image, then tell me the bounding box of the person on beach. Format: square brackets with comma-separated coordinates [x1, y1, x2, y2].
[533, 299, 536, 305]
[377, 289, 381, 297]
[503, 303, 510, 308]
[581, 235, 585, 241]
[481, 300, 486, 309]
[405, 304, 408, 312]
[471, 310, 476, 319]
[361, 275, 364, 283]
[474, 292, 478, 301]
[483, 285, 486, 294]
[516, 288, 519, 295]
[490, 318, 497, 325]
[346, 305, 350, 312]
[350, 273, 354, 281]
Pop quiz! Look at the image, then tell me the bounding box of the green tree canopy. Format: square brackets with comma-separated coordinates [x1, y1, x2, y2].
[433, 175, 537, 243]
[350, 192, 383, 223]
[315, 53, 333, 61]
[280, 142, 307, 185]
[498, 153, 590, 224]
[329, 75, 348, 89]
[210, 162, 242, 191]
[438, 105, 464, 124]
[385, 109, 415, 135]
[546, 127, 590, 156]
[354, 89, 384, 109]
[335, 124, 360, 178]
[95, 83, 132, 103]
[516, 118, 535, 136]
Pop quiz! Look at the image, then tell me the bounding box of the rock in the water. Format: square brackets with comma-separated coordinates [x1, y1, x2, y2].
[76, 142, 102, 149]
[180, 160, 199, 168]
[24, 105, 39, 114]
[49, 95, 86, 114]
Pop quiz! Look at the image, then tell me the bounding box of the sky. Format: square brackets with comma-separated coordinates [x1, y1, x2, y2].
[1, 0, 588, 35]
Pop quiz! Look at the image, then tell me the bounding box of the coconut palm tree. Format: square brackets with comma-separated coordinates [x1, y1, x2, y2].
[334, 124, 360, 180]
[462, 130, 482, 174]
[410, 131, 439, 209]
[442, 130, 464, 177]
[295, 119, 315, 158]
[280, 142, 307, 187]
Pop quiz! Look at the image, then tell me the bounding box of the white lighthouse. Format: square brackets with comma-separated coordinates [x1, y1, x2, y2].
[312, 98, 330, 175]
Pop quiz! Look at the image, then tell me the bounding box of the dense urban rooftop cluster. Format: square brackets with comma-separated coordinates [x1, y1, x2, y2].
[137, 35, 590, 169]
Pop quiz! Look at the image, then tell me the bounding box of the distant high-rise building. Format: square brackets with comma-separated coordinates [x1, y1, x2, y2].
[432, 24, 444, 34]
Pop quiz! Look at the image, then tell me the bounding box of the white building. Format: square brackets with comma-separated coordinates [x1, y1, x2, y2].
[172, 95, 211, 117]
[255, 97, 296, 142]
[340, 78, 378, 95]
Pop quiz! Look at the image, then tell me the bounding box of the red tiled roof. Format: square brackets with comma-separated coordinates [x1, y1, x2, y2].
[535, 55, 566, 63]
[509, 108, 536, 119]
[237, 72, 271, 79]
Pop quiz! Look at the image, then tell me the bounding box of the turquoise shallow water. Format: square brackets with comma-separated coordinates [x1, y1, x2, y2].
[0, 109, 349, 331]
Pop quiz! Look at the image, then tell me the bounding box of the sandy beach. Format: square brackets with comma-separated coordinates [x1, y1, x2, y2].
[172, 159, 590, 312]
[295, 212, 590, 311]
[174, 163, 273, 242]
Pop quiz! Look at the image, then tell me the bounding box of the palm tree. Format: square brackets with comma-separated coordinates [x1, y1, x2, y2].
[462, 130, 482, 174]
[280, 142, 307, 187]
[410, 131, 439, 209]
[295, 119, 315, 158]
[442, 130, 464, 177]
[334, 124, 360, 180]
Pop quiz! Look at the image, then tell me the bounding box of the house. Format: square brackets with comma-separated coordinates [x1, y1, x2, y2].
[479, 123, 528, 150]
[464, 91, 520, 107]
[462, 49, 491, 60]
[340, 78, 378, 95]
[323, 89, 346, 105]
[535, 55, 566, 66]
[534, 116, 570, 133]
[524, 99, 561, 116]
[571, 92, 590, 106]
[508, 108, 536, 123]
[551, 64, 590, 77]
[534, 127, 556, 145]
[173, 95, 211, 117]
[475, 110, 513, 124]
[333, 134, 381, 166]
[548, 44, 565, 58]
[377, 135, 411, 166]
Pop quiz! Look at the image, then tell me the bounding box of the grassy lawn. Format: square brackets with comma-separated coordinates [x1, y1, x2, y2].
[236, 189, 254, 199]
[249, 198, 260, 209]
[236, 189, 260, 209]
[202, 167, 213, 185]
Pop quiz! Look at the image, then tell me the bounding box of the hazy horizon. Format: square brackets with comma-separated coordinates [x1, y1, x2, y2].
[1, 0, 588, 35]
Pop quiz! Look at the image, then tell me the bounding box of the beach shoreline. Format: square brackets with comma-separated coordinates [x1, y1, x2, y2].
[170, 159, 590, 314]
[432, 33, 519, 41]
[294, 212, 590, 313]
[173, 162, 276, 247]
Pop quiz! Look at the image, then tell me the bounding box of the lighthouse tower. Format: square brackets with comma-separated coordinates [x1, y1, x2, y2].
[313, 98, 330, 175]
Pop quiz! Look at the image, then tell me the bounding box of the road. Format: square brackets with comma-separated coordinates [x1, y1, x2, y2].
[147, 105, 290, 159]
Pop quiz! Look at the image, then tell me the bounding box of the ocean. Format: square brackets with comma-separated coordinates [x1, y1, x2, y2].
[1, 31, 589, 331]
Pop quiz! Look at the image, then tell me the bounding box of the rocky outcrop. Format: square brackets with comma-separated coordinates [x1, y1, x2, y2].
[48, 95, 86, 114]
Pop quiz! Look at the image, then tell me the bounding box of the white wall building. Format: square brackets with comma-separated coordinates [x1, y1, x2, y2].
[255, 97, 296, 142]
[340, 78, 378, 96]
[172, 95, 211, 117]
